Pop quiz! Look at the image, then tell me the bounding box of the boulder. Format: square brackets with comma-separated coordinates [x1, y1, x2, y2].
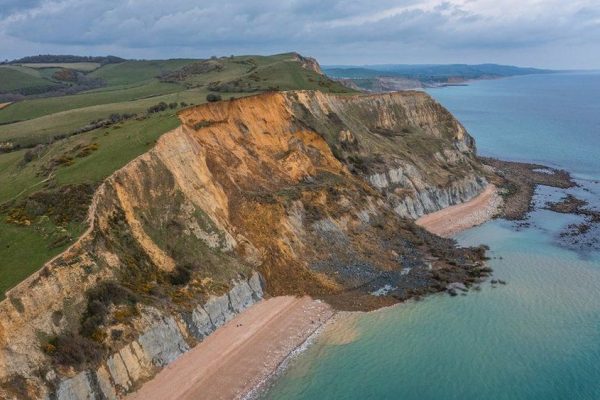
[56, 372, 94, 400]
[248, 272, 264, 299]
[106, 353, 132, 391]
[95, 366, 117, 400]
[187, 305, 215, 340]
[228, 281, 255, 313]
[204, 294, 234, 328]
[137, 316, 189, 367]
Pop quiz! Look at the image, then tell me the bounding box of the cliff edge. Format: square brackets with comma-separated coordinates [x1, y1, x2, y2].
[0, 90, 491, 399]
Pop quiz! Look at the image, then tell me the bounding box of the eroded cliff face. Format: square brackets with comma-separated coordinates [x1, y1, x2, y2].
[0, 91, 490, 399]
[285, 91, 486, 218]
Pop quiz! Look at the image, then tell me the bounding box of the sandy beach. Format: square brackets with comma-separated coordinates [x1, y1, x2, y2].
[125, 186, 499, 400]
[416, 184, 502, 237]
[126, 296, 333, 400]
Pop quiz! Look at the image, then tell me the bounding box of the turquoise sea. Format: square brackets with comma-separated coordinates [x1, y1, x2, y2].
[262, 72, 600, 400]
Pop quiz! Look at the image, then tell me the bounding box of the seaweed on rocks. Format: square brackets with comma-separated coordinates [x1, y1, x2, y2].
[546, 194, 600, 252]
[481, 157, 576, 220]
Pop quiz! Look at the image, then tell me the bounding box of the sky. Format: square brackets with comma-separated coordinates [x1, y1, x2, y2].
[1, 0, 599, 69]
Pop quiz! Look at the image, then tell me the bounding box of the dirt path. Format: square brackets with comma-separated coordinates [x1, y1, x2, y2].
[0, 102, 11, 110]
[416, 184, 501, 237]
[126, 296, 333, 400]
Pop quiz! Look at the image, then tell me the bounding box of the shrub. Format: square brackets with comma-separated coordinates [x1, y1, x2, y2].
[147, 102, 169, 114]
[206, 93, 222, 102]
[21, 144, 46, 164]
[75, 142, 99, 158]
[80, 281, 139, 338]
[169, 265, 192, 286]
[43, 333, 104, 368]
[52, 68, 79, 82]
[5, 183, 95, 227]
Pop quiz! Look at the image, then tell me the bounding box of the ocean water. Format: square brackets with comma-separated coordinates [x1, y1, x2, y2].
[262, 73, 600, 400]
[429, 72, 600, 180]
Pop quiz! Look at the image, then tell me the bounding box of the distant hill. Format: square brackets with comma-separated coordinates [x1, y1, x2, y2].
[324, 63, 553, 79]
[324, 63, 555, 91]
[8, 54, 125, 65]
[0, 55, 127, 100]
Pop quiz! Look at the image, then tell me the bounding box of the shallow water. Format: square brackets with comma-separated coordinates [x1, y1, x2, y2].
[262, 73, 600, 400]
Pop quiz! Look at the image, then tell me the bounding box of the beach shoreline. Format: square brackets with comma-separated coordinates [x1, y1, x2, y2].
[416, 184, 502, 237]
[125, 296, 333, 400]
[126, 185, 502, 400]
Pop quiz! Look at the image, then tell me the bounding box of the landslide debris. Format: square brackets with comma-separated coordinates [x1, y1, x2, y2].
[0, 90, 493, 398]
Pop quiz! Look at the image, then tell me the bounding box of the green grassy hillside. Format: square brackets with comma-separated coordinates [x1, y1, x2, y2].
[18, 62, 102, 72]
[0, 81, 183, 124]
[0, 52, 355, 297]
[0, 66, 60, 92]
[89, 59, 196, 86]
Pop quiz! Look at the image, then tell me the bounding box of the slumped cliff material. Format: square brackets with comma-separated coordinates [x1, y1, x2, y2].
[0, 91, 489, 399]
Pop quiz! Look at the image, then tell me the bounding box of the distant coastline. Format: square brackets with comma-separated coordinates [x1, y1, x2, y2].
[324, 63, 556, 92]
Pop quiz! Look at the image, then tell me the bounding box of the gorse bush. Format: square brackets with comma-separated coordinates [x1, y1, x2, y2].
[43, 333, 104, 368]
[146, 101, 169, 114]
[80, 281, 139, 338]
[168, 264, 193, 286]
[206, 93, 222, 102]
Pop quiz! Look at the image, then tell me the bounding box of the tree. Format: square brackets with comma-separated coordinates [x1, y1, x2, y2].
[206, 93, 222, 103]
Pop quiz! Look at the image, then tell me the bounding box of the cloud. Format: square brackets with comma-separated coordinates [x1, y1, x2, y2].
[0, 0, 43, 18]
[0, 0, 599, 68]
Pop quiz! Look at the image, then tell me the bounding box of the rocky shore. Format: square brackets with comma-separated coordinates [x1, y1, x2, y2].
[545, 194, 600, 251]
[480, 157, 576, 220]
[481, 157, 599, 251]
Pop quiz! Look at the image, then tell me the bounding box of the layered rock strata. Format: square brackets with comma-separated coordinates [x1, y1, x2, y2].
[54, 274, 263, 400]
[0, 90, 489, 399]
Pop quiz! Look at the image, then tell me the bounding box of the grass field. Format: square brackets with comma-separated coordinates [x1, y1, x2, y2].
[0, 219, 87, 296]
[0, 66, 59, 92]
[0, 87, 225, 147]
[0, 111, 184, 205]
[0, 112, 181, 296]
[0, 52, 355, 297]
[1, 64, 43, 78]
[0, 80, 183, 123]
[17, 62, 102, 71]
[89, 59, 196, 86]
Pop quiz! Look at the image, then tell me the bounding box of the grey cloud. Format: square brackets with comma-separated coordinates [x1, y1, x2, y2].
[0, 0, 43, 17]
[0, 0, 599, 68]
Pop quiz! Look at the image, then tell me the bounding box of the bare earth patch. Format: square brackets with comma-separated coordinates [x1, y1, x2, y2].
[0, 102, 12, 110]
[126, 296, 333, 400]
[416, 184, 502, 237]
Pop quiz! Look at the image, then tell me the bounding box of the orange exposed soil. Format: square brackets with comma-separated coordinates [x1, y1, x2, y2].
[126, 296, 333, 400]
[0, 102, 11, 110]
[416, 184, 501, 237]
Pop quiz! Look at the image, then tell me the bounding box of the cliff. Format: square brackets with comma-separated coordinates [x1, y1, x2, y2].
[0, 91, 490, 399]
[285, 91, 486, 218]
